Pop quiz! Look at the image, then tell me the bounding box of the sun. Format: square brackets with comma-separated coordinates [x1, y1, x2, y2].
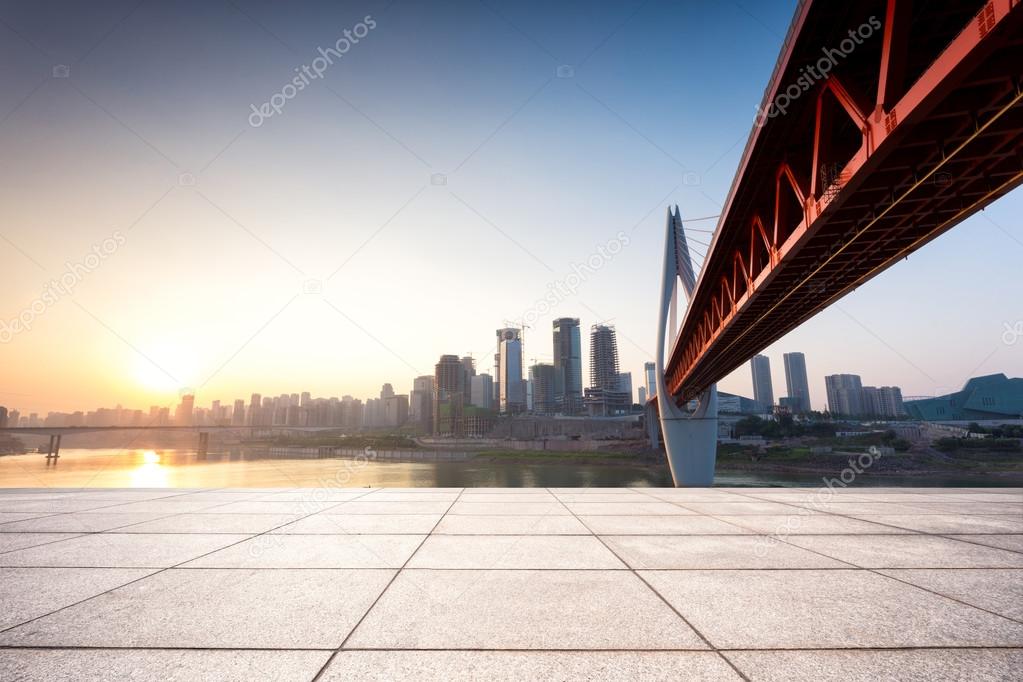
[131, 341, 200, 393]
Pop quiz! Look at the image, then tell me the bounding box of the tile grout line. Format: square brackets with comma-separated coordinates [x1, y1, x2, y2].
[718, 489, 1023, 626]
[0, 488, 381, 636]
[546, 487, 752, 682]
[308, 487, 467, 682]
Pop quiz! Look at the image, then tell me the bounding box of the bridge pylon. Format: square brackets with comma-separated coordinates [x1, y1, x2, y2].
[655, 206, 717, 486]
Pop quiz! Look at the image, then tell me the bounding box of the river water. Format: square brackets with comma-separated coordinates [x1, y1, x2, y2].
[0, 448, 1014, 488]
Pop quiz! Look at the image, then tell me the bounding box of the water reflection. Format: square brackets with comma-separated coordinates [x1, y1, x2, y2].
[130, 450, 170, 488]
[0, 448, 1012, 488]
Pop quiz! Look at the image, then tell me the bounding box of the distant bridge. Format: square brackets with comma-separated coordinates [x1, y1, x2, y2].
[0, 425, 351, 459]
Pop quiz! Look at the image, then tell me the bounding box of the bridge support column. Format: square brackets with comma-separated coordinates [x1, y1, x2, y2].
[644, 400, 660, 449]
[197, 432, 209, 457]
[45, 434, 62, 459]
[655, 206, 719, 487]
[659, 388, 717, 487]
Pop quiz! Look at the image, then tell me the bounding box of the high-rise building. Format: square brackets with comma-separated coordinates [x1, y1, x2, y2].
[552, 317, 582, 415]
[530, 363, 557, 415]
[617, 372, 633, 405]
[434, 354, 465, 436]
[495, 328, 525, 414]
[470, 373, 494, 410]
[644, 361, 656, 403]
[584, 325, 630, 416]
[637, 386, 647, 404]
[174, 394, 194, 425]
[861, 385, 906, 418]
[380, 383, 394, 400]
[460, 356, 476, 404]
[383, 395, 409, 426]
[783, 352, 811, 412]
[232, 399, 245, 425]
[0, 406, 8, 429]
[825, 374, 864, 416]
[878, 386, 905, 418]
[750, 355, 774, 411]
[410, 375, 434, 433]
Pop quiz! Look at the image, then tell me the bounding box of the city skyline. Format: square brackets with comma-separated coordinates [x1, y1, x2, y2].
[2, 0, 1020, 418]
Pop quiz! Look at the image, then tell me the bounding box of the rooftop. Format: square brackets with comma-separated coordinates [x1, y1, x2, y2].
[0, 486, 1021, 680]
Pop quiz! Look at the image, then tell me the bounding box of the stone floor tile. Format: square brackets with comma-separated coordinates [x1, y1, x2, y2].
[784, 535, 1023, 568]
[581, 515, 752, 535]
[0, 567, 156, 630]
[642, 569, 1023, 649]
[604, 535, 847, 569]
[272, 513, 442, 534]
[320, 651, 740, 681]
[0, 533, 249, 568]
[184, 534, 424, 568]
[345, 569, 707, 650]
[724, 648, 1023, 682]
[0, 568, 394, 648]
[433, 514, 589, 535]
[0, 649, 332, 682]
[408, 535, 624, 569]
[879, 568, 1023, 620]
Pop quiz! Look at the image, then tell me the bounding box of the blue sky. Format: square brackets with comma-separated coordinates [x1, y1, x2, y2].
[0, 0, 1020, 414]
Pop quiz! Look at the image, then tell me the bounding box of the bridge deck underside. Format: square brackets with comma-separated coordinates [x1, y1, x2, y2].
[669, 0, 1023, 402]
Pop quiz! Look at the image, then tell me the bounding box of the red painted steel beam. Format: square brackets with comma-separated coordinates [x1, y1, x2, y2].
[667, 0, 1023, 402]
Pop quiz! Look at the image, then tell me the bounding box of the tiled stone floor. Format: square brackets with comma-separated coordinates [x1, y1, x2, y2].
[0, 486, 1020, 680]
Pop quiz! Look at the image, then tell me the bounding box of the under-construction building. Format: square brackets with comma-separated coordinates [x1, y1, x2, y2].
[584, 324, 631, 416]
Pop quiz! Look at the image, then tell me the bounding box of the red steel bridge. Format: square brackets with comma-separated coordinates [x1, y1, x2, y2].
[665, 0, 1023, 404]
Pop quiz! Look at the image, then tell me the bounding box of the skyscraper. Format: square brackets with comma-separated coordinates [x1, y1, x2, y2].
[530, 363, 557, 415]
[750, 355, 774, 411]
[434, 354, 465, 436]
[861, 385, 906, 418]
[584, 324, 630, 416]
[783, 352, 811, 412]
[637, 386, 647, 404]
[470, 373, 494, 410]
[410, 375, 434, 433]
[825, 374, 864, 416]
[460, 356, 476, 404]
[644, 361, 656, 403]
[552, 317, 582, 415]
[232, 399, 245, 425]
[495, 328, 525, 414]
[174, 394, 194, 426]
[617, 372, 633, 405]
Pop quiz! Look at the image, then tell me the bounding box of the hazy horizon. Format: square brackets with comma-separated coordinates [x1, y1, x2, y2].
[2, 0, 1020, 416]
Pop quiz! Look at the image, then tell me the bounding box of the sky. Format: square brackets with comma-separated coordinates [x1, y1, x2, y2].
[1, 0, 1020, 416]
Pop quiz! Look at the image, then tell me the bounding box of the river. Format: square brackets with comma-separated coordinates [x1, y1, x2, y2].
[1, 448, 1018, 488]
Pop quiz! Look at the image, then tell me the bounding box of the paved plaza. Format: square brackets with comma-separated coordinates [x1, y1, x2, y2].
[0, 486, 1020, 680]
